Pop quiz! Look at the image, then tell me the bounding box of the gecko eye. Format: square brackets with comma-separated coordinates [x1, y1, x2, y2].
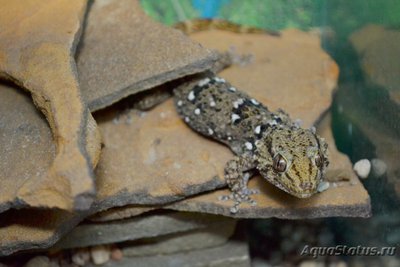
[315, 153, 323, 168]
[273, 154, 287, 172]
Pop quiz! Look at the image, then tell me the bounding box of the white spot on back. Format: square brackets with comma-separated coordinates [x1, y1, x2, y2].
[231, 113, 240, 123]
[194, 108, 201, 115]
[228, 87, 236, 92]
[185, 117, 190, 123]
[198, 77, 210, 87]
[208, 128, 214, 135]
[210, 100, 216, 107]
[245, 142, 253, 150]
[177, 100, 183, 106]
[251, 99, 259, 105]
[214, 77, 226, 83]
[188, 91, 195, 101]
[233, 98, 244, 109]
[254, 125, 261, 134]
[268, 120, 277, 126]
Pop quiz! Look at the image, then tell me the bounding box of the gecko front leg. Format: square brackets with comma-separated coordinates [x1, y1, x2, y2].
[221, 155, 259, 213]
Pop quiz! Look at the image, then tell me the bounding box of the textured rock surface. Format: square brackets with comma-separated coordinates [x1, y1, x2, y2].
[54, 212, 234, 249]
[88, 239, 250, 267]
[92, 100, 230, 208]
[77, 0, 218, 111]
[0, 208, 85, 257]
[0, 84, 55, 213]
[0, 1, 220, 256]
[0, 0, 101, 212]
[122, 222, 236, 257]
[168, 113, 371, 218]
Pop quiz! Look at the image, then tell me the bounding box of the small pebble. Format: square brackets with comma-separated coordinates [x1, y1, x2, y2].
[90, 245, 111, 265]
[317, 181, 330, 192]
[71, 248, 90, 266]
[353, 159, 371, 179]
[110, 247, 123, 261]
[299, 260, 325, 267]
[24, 256, 51, 267]
[328, 261, 348, 267]
[371, 158, 387, 177]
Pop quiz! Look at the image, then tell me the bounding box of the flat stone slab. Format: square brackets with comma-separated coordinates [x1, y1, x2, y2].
[168, 113, 371, 218]
[88, 206, 155, 222]
[54, 212, 235, 249]
[0, 2, 220, 255]
[92, 99, 230, 208]
[0, 208, 84, 257]
[0, 0, 101, 212]
[122, 222, 236, 257]
[0, 84, 55, 213]
[77, 0, 218, 111]
[88, 239, 250, 267]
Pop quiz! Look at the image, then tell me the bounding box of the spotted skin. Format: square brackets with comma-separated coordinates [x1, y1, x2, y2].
[174, 73, 329, 213]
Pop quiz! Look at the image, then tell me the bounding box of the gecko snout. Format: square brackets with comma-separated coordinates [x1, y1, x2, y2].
[299, 181, 313, 191]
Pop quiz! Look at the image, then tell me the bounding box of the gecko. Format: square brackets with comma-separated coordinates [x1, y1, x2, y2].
[173, 72, 329, 213]
[134, 19, 329, 213]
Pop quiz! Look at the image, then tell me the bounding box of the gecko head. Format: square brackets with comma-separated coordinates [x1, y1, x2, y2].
[255, 126, 329, 198]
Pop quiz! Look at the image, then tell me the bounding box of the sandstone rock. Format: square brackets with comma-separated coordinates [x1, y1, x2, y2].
[0, 0, 101, 211]
[92, 100, 230, 208]
[88, 240, 250, 267]
[0, 208, 86, 256]
[122, 222, 236, 257]
[77, 0, 218, 111]
[0, 83, 54, 213]
[0, 0, 220, 256]
[54, 212, 234, 249]
[167, 113, 371, 218]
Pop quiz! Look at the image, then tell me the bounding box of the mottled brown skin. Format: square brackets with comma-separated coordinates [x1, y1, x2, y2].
[174, 74, 329, 213]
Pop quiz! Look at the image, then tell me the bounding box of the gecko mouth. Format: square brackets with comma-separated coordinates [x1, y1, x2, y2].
[278, 182, 317, 198]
